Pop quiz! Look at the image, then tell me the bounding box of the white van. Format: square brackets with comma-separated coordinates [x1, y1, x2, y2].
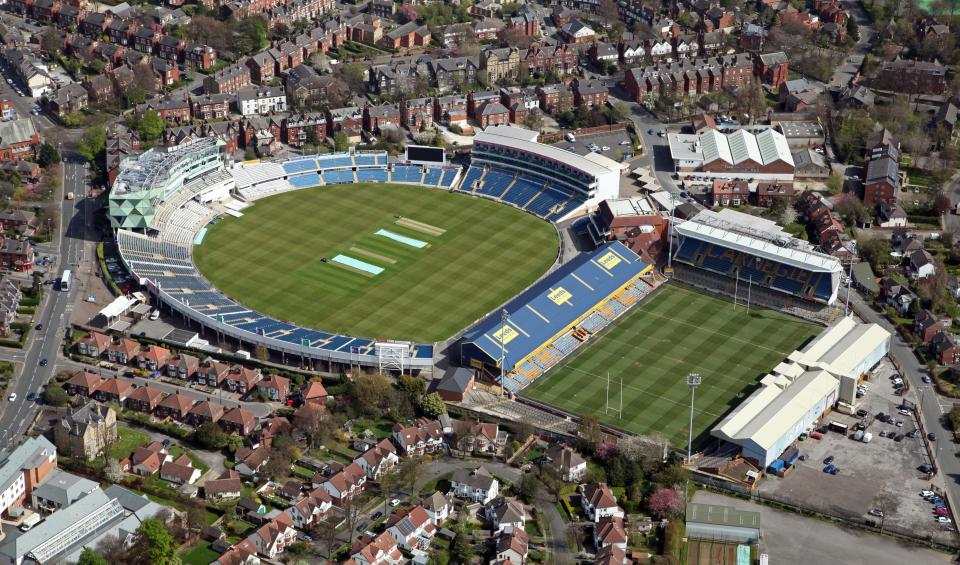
[565, 132, 576, 142]
[149, 309, 160, 321]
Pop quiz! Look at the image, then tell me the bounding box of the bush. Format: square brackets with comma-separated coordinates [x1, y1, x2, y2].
[44, 383, 69, 407]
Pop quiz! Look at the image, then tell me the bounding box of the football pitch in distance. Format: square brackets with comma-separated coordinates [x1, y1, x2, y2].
[522, 285, 820, 448]
[193, 183, 558, 343]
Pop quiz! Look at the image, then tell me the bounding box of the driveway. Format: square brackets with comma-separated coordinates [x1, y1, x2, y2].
[692, 490, 953, 564]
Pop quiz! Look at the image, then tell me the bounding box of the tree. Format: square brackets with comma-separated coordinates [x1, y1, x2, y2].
[397, 458, 423, 495]
[576, 413, 602, 452]
[602, 101, 629, 124]
[237, 16, 269, 54]
[38, 143, 60, 168]
[135, 110, 165, 143]
[835, 111, 875, 161]
[131, 519, 179, 565]
[77, 548, 108, 565]
[293, 401, 329, 449]
[312, 520, 339, 559]
[934, 194, 952, 216]
[522, 111, 543, 132]
[518, 472, 539, 504]
[194, 421, 230, 450]
[40, 27, 62, 57]
[647, 487, 681, 518]
[539, 463, 564, 501]
[122, 85, 147, 108]
[105, 458, 124, 483]
[834, 196, 870, 226]
[825, 172, 844, 194]
[95, 534, 130, 564]
[337, 62, 368, 95]
[351, 373, 395, 417]
[43, 383, 68, 407]
[594, 440, 618, 462]
[449, 515, 474, 564]
[398, 374, 426, 404]
[185, 501, 207, 536]
[398, 3, 418, 23]
[846, 16, 860, 41]
[77, 126, 107, 162]
[418, 392, 446, 417]
[334, 131, 350, 152]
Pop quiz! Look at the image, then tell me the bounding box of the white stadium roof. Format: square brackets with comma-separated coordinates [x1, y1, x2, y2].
[474, 125, 621, 179]
[794, 316, 891, 378]
[675, 219, 842, 273]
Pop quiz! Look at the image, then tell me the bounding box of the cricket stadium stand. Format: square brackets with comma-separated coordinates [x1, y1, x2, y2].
[459, 241, 654, 393]
[672, 209, 842, 306]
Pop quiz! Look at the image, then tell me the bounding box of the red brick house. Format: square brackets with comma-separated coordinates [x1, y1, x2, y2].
[187, 400, 225, 426]
[220, 406, 257, 435]
[184, 43, 217, 71]
[754, 52, 789, 89]
[64, 369, 103, 397]
[572, 79, 608, 108]
[916, 310, 946, 343]
[931, 330, 960, 365]
[125, 386, 166, 413]
[155, 392, 195, 420]
[754, 181, 795, 207]
[255, 374, 290, 402]
[363, 103, 401, 134]
[401, 97, 434, 132]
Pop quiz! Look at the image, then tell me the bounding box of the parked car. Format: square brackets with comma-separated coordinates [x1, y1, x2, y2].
[868, 508, 884, 517]
[7, 393, 14, 402]
[371, 511, 383, 521]
[823, 464, 835, 474]
[929, 433, 937, 441]
[856, 409, 868, 417]
[921, 490, 936, 498]
[923, 375, 933, 383]
[823, 455, 834, 465]
[25, 392, 35, 402]
[939, 516, 952, 523]
[919, 464, 935, 474]
[829, 466, 840, 475]
[898, 408, 910, 415]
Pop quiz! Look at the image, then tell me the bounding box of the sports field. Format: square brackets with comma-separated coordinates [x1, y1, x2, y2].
[522, 284, 820, 448]
[193, 183, 557, 342]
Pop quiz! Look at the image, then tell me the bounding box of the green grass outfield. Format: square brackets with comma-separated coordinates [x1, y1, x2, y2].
[522, 284, 820, 448]
[194, 183, 557, 343]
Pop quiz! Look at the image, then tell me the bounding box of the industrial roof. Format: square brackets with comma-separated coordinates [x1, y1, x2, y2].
[31, 470, 99, 509]
[675, 219, 842, 273]
[474, 125, 620, 179]
[462, 242, 649, 372]
[796, 316, 890, 378]
[669, 128, 794, 167]
[716, 369, 839, 451]
[686, 503, 761, 529]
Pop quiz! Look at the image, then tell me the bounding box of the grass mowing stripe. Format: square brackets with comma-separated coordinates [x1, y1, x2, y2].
[522, 285, 819, 448]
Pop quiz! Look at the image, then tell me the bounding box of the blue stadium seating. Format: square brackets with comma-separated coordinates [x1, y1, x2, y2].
[356, 168, 389, 183]
[439, 169, 458, 187]
[548, 197, 585, 220]
[476, 170, 513, 198]
[323, 170, 354, 184]
[392, 165, 422, 183]
[813, 273, 833, 300]
[460, 166, 484, 191]
[422, 168, 442, 187]
[283, 159, 318, 175]
[674, 239, 700, 261]
[502, 177, 543, 208]
[525, 188, 567, 218]
[701, 252, 733, 274]
[353, 154, 376, 167]
[317, 155, 354, 169]
[579, 312, 609, 334]
[289, 173, 321, 188]
[772, 278, 803, 294]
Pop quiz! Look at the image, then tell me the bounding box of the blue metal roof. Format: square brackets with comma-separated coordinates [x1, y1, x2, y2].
[462, 241, 649, 371]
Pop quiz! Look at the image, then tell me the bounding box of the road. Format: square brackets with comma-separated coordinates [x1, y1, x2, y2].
[848, 292, 960, 514]
[0, 160, 86, 448]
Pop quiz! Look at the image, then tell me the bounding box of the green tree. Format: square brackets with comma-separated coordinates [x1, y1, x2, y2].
[398, 374, 426, 403]
[351, 373, 395, 417]
[238, 16, 268, 54]
[825, 171, 844, 194]
[576, 412, 603, 453]
[193, 421, 229, 449]
[131, 519, 179, 565]
[77, 548, 108, 565]
[334, 131, 349, 152]
[418, 392, 446, 417]
[135, 110, 165, 143]
[835, 111, 874, 161]
[518, 471, 539, 503]
[846, 16, 860, 41]
[77, 125, 107, 162]
[449, 518, 473, 564]
[38, 143, 60, 168]
[123, 85, 147, 108]
[43, 383, 68, 407]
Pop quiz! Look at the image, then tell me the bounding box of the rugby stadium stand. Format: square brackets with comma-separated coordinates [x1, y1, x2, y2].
[460, 242, 655, 393]
[672, 209, 842, 305]
[455, 125, 623, 221]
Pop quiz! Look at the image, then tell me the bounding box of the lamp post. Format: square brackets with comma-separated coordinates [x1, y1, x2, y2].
[686, 373, 701, 464]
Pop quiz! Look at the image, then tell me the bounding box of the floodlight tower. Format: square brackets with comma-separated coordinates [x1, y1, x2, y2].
[686, 373, 702, 464]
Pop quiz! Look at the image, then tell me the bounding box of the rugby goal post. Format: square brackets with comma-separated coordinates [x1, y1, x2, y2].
[376, 341, 410, 374]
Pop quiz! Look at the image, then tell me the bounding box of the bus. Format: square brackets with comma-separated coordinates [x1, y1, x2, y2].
[60, 270, 71, 291]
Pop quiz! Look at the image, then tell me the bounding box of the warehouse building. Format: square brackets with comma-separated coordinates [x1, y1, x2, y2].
[667, 128, 795, 182]
[711, 316, 891, 468]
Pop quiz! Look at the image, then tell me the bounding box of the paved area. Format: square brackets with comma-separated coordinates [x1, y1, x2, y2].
[693, 490, 954, 564]
[759, 360, 953, 543]
[550, 130, 633, 162]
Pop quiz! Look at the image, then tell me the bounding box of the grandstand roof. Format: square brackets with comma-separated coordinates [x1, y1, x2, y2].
[474, 125, 621, 179]
[794, 316, 890, 378]
[461, 242, 649, 372]
[675, 218, 841, 274]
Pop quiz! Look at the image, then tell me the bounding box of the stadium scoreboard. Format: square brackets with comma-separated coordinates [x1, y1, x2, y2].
[406, 145, 446, 165]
